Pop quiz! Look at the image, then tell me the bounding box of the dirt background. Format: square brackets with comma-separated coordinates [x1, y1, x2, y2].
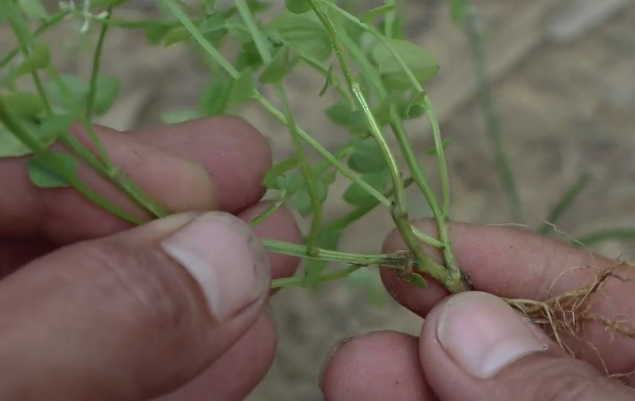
[3, 0, 635, 399]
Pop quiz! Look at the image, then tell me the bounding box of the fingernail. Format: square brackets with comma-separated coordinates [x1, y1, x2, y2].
[161, 211, 271, 322]
[319, 336, 355, 390]
[437, 291, 548, 379]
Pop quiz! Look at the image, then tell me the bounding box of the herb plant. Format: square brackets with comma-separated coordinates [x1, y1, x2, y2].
[1, 0, 633, 348]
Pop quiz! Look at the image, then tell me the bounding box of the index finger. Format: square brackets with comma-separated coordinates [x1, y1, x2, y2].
[381, 220, 635, 382]
[0, 116, 271, 244]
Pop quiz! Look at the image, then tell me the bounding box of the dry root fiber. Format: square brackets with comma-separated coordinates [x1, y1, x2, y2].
[503, 262, 635, 374]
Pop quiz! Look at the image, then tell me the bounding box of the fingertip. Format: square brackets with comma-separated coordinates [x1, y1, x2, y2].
[320, 331, 435, 401]
[238, 203, 302, 285]
[138, 116, 273, 213]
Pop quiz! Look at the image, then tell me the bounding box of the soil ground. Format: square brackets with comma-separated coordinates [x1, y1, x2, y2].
[2, 0, 635, 399]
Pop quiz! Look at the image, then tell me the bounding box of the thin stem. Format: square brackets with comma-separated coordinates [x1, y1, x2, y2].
[306, 0, 450, 288]
[233, 0, 323, 254]
[463, 5, 521, 221]
[262, 239, 407, 267]
[85, 6, 115, 167]
[255, 94, 391, 206]
[0, 11, 66, 69]
[0, 97, 140, 224]
[320, 0, 452, 217]
[318, 2, 467, 290]
[271, 264, 362, 288]
[3, 0, 53, 116]
[538, 173, 591, 236]
[160, 0, 390, 207]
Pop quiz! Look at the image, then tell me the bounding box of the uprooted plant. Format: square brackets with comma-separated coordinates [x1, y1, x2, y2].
[1, 0, 634, 357]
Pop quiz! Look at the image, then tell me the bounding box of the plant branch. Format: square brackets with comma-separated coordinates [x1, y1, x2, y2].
[233, 0, 323, 255]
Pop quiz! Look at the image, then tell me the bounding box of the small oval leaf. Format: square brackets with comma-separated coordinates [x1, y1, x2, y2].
[16, 42, 50, 76]
[371, 39, 439, 90]
[285, 0, 310, 14]
[347, 138, 387, 174]
[27, 152, 78, 188]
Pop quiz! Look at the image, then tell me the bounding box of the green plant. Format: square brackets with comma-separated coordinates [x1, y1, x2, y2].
[0, 0, 474, 294]
[1, 0, 633, 337]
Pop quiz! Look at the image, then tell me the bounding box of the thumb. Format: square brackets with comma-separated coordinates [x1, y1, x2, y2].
[420, 292, 635, 401]
[0, 211, 270, 401]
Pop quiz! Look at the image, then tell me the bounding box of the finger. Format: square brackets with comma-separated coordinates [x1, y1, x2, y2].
[0, 201, 300, 284]
[0, 211, 271, 401]
[381, 220, 613, 312]
[152, 312, 277, 401]
[147, 204, 301, 400]
[419, 291, 635, 401]
[380, 220, 635, 377]
[320, 331, 437, 401]
[1, 116, 271, 243]
[133, 116, 271, 213]
[237, 203, 302, 295]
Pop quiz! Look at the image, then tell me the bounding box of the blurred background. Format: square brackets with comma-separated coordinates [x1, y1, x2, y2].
[2, 0, 635, 399]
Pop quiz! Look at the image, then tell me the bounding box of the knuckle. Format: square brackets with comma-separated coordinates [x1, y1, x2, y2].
[72, 239, 203, 337]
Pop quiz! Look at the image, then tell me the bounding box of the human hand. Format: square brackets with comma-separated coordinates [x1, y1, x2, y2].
[0, 117, 301, 401]
[321, 220, 635, 401]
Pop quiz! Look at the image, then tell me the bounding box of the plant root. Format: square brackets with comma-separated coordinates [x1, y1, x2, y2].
[502, 262, 635, 365]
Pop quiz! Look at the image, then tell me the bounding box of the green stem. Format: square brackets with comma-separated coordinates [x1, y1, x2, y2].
[0, 11, 66, 70]
[233, 0, 323, 255]
[0, 97, 140, 224]
[262, 239, 407, 267]
[538, 173, 591, 236]
[160, 0, 390, 207]
[271, 265, 362, 288]
[463, 6, 521, 221]
[320, 0, 452, 217]
[306, 0, 449, 288]
[3, 0, 53, 116]
[85, 6, 115, 168]
[318, 1, 466, 290]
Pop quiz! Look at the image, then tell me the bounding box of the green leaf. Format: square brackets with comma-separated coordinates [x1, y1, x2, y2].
[347, 138, 387, 174]
[16, 42, 50, 76]
[371, 39, 439, 90]
[199, 14, 226, 33]
[264, 156, 298, 189]
[267, 12, 332, 61]
[27, 152, 78, 188]
[163, 27, 191, 47]
[160, 109, 201, 124]
[0, 126, 31, 157]
[1, 92, 45, 119]
[0, 113, 75, 158]
[259, 45, 301, 83]
[326, 100, 353, 126]
[142, 21, 175, 44]
[405, 90, 427, 118]
[406, 273, 428, 288]
[199, 78, 232, 116]
[289, 170, 334, 217]
[342, 171, 389, 206]
[361, 4, 394, 23]
[426, 137, 452, 156]
[285, 0, 310, 14]
[450, 0, 468, 23]
[46, 75, 120, 115]
[228, 72, 255, 107]
[34, 113, 76, 142]
[19, 0, 47, 20]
